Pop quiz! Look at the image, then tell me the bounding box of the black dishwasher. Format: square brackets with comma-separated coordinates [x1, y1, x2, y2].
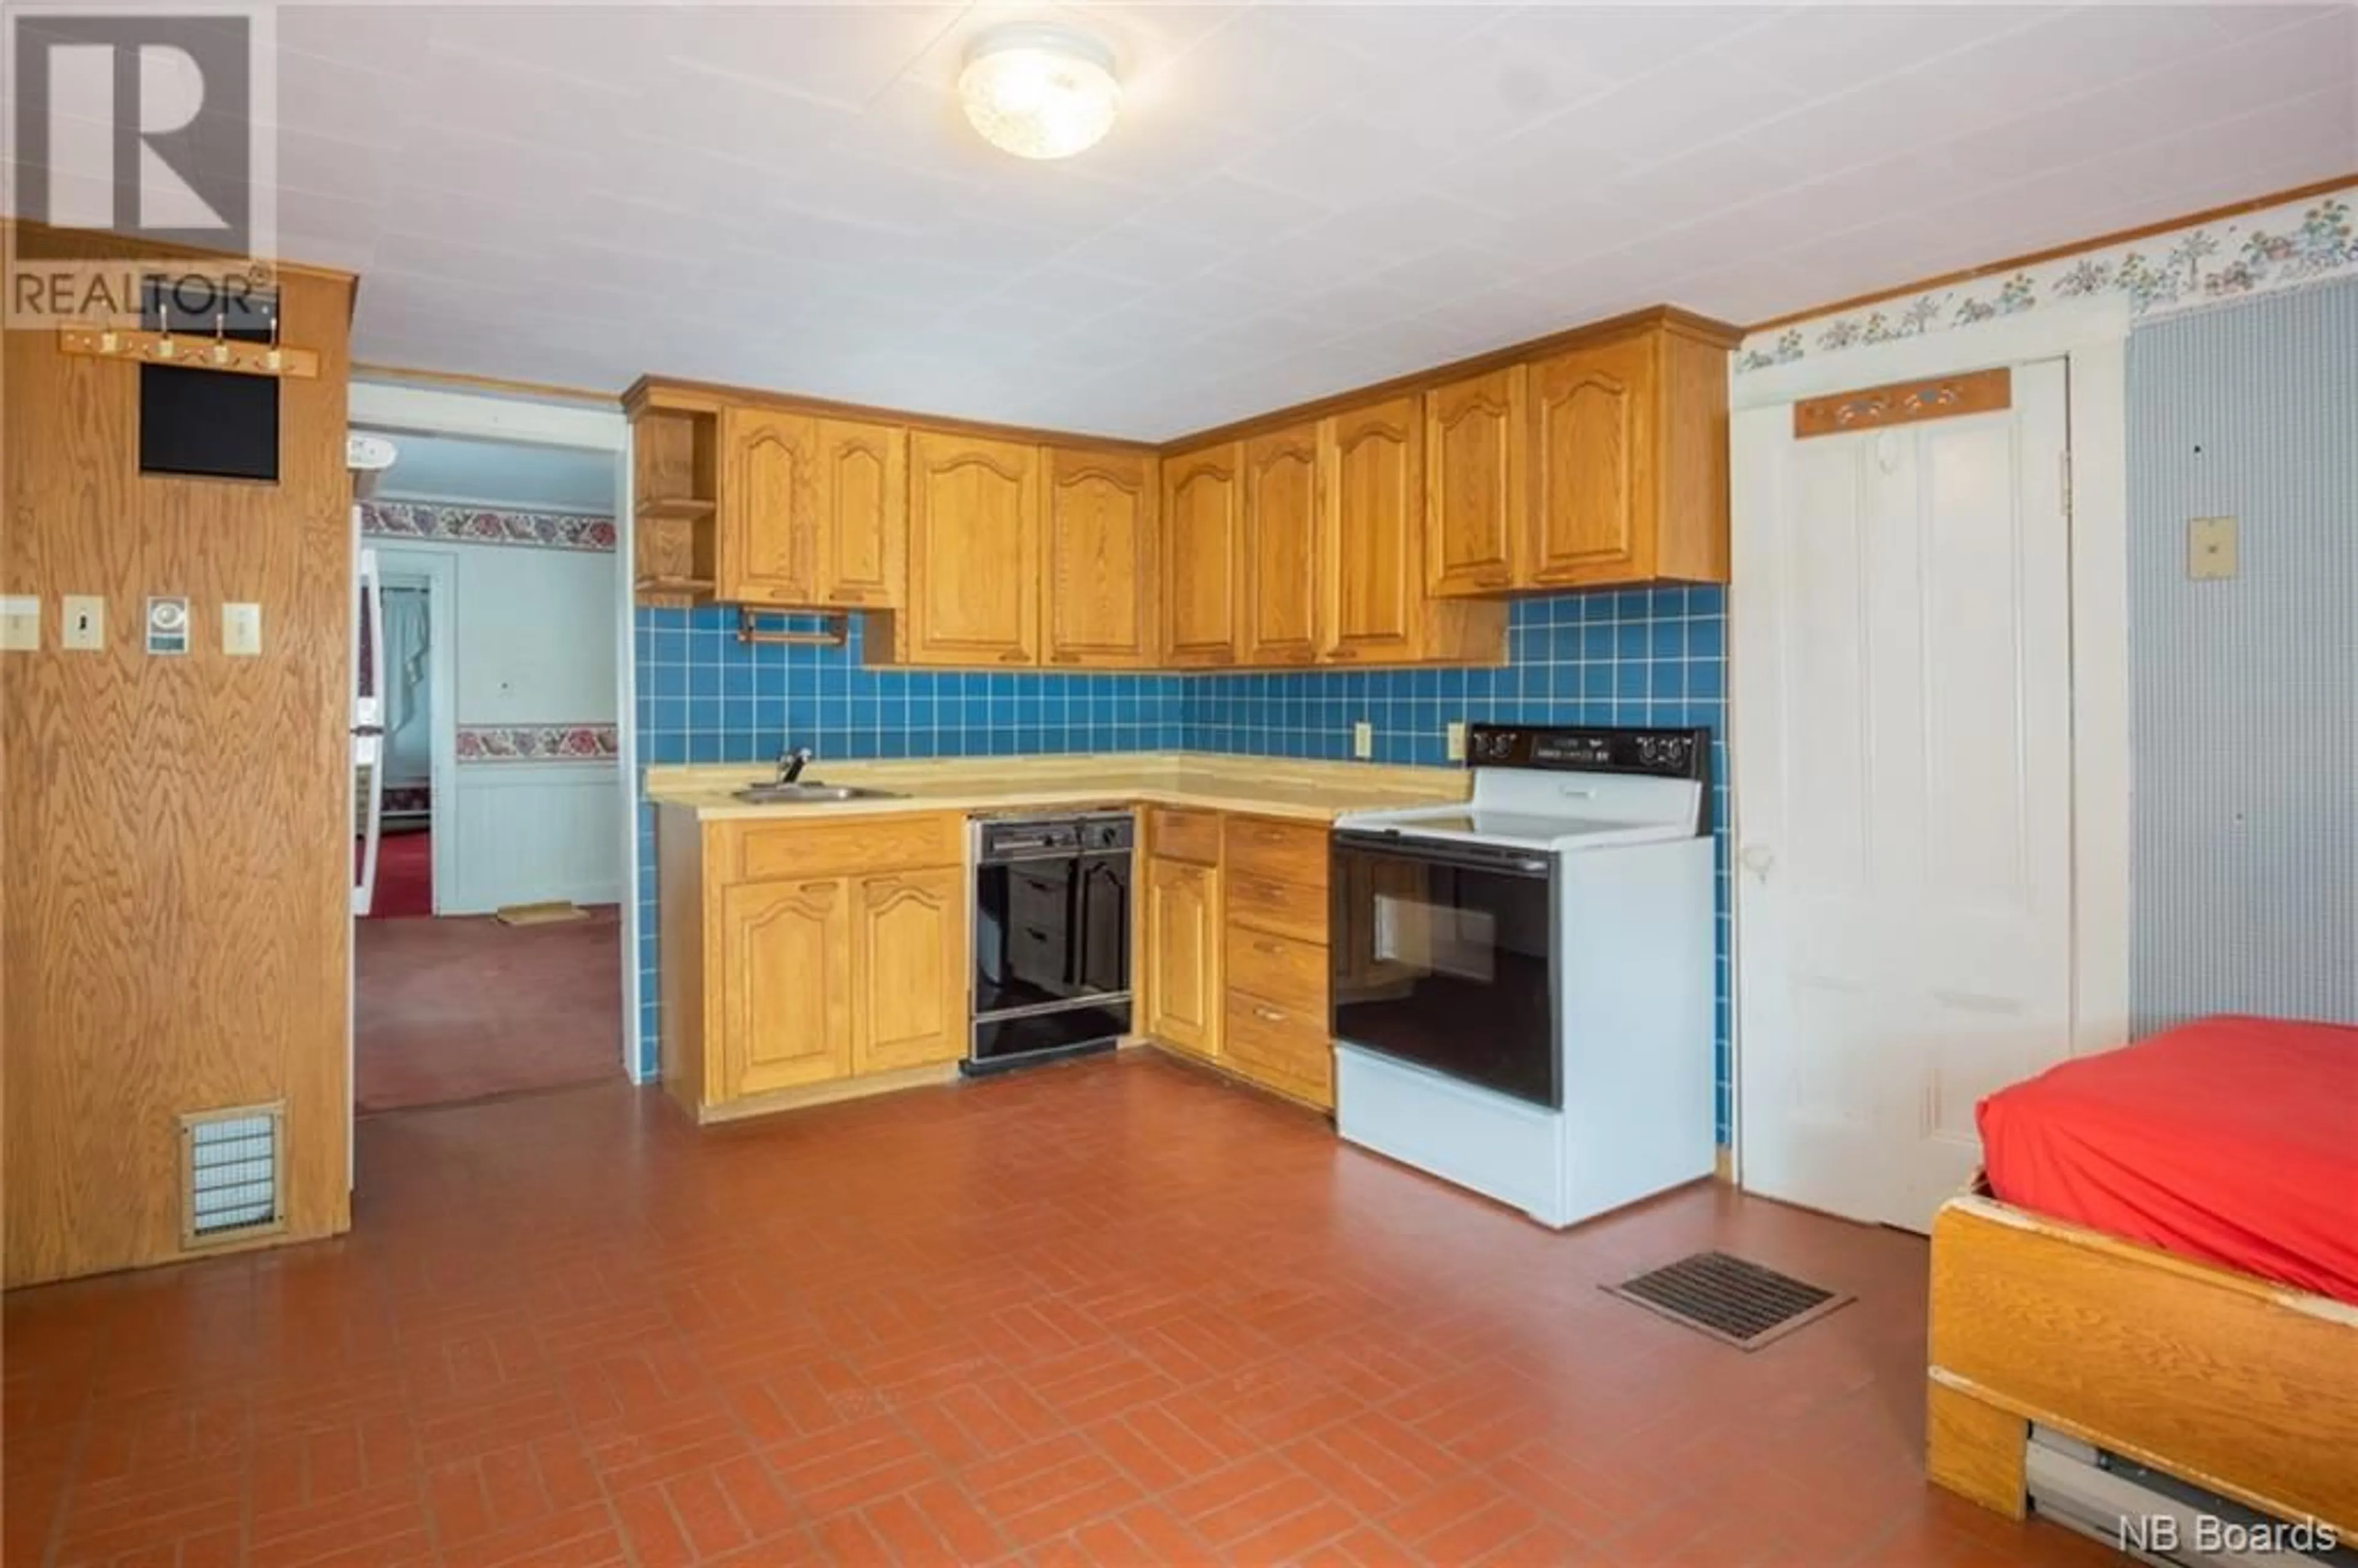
[967, 812, 1134, 1074]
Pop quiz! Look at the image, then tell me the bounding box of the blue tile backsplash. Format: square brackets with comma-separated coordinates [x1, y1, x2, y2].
[632, 589, 1733, 1144]
[631, 606, 1182, 1072]
[1184, 588, 1734, 1143]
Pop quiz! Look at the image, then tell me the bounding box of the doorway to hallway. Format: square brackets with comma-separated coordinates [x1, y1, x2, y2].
[351, 427, 629, 1114]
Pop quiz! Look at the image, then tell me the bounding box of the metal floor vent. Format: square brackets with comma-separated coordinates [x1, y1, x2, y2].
[1604, 1251, 1854, 1350]
[181, 1103, 286, 1249]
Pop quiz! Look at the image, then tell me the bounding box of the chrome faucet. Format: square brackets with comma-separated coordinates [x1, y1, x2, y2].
[776, 745, 814, 785]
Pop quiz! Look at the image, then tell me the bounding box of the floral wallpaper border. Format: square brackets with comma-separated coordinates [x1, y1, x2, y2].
[362, 502, 617, 553]
[1737, 189, 2356, 375]
[456, 724, 620, 764]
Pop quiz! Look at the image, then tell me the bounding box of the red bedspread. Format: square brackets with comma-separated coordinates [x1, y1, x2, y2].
[1978, 1015, 2358, 1305]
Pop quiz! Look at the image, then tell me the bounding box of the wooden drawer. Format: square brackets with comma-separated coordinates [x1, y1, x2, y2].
[1227, 869, 1328, 945]
[1224, 814, 1328, 891]
[1222, 994, 1334, 1109]
[1149, 807, 1221, 866]
[1226, 926, 1326, 1019]
[731, 812, 963, 882]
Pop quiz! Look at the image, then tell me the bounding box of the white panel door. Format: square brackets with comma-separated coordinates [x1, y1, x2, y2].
[1733, 360, 2075, 1233]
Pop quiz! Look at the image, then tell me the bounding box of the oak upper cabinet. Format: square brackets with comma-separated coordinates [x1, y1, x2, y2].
[1425, 365, 1528, 598]
[717, 405, 820, 605]
[1160, 443, 1242, 667]
[895, 430, 1042, 667]
[1240, 423, 1321, 666]
[814, 417, 906, 608]
[849, 867, 967, 1074]
[718, 877, 852, 1098]
[714, 405, 906, 610]
[1045, 446, 1158, 668]
[1143, 856, 1221, 1058]
[1528, 319, 1731, 587]
[1318, 395, 1426, 664]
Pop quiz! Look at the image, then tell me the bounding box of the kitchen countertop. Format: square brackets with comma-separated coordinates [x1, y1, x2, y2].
[644, 751, 1468, 825]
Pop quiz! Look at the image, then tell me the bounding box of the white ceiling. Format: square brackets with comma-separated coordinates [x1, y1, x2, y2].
[359, 429, 618, 511]
[247, 4, 2358, 437]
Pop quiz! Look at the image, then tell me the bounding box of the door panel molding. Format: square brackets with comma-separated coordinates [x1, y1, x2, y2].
[1730, 315, 2130, 1227]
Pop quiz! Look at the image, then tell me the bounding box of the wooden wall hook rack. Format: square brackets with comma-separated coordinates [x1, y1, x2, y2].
[59, 325, 321, 379]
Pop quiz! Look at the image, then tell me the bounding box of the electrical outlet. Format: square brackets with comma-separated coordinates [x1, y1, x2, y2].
[1446, 721, 1466, 761]
[0, 596, 38, 651]
[61, 596, 104, 651]
[2189, 516, 2238, 580]
[1352, 720, 1374, 759]
[222, 602, 262, 656]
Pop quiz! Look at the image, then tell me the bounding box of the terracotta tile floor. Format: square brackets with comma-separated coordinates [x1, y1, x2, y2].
[4, 1054, 2128, 1567]
[355, 908, 625, 1113]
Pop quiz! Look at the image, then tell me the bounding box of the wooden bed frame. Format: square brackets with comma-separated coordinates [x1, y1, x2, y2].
[1927, 1181, 2358, 1539]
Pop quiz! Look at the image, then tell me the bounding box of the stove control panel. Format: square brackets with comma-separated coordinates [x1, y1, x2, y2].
[1465, 724, 1710, 782]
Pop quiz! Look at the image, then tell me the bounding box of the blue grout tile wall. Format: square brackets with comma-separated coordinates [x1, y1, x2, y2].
[631, 607, 1181, 1074]
[631, 589, 1733, 1144]
[1184, 588, 1733, 1143]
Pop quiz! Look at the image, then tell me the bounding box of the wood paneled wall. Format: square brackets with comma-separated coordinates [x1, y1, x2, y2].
[2, 258, 356, 1285]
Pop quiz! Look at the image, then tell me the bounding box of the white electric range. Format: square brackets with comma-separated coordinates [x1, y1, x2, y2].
[1328, 724, 1716, 1228]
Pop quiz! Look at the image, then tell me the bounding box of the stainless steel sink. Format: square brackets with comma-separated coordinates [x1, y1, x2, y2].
[731, 782, 903, 804]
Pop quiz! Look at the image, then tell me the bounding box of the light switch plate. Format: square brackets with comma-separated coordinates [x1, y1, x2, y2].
[61, 596, 104, 651]
[146, 596, 190, 655]
[0, 596, 37, 651]
[1352, 720, 1374, 759]
[2189, 516, 2238, 580]
[222, 602, 262, 656]
[1446, 721, 1466, 762]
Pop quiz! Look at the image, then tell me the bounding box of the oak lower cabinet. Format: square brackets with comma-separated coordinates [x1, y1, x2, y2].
[718, 877, 852, 1096]
[1219, 815, 1334, 1109]
[850, 867, 967, 1073]
[660, 809, 968, 1122]
[1140, 808, 1336, 1112]
[1142, 855, 1221, 1059]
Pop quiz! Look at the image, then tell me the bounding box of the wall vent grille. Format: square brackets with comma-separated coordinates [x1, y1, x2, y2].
[180, 1103, 286, 1248]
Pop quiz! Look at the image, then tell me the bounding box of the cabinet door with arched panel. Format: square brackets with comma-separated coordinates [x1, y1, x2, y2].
[1241, 422, 1321, 666]
[1045, 446, 1157, 668]
[850, 867, 967, 1073]
[720, 877, 851, 1097]
[718, 405, 819, 605]
[1529, 334, 1657, 586]
[1425, 365, 1527, 597]
[814, 418, 906, 608]
[1318, 395, 1425, 663]
[1159, 443, 1242, 667]
[901, 431, 1041, 666]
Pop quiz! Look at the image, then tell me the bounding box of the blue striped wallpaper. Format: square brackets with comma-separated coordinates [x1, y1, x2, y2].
[2126, 279, 2357, 1031]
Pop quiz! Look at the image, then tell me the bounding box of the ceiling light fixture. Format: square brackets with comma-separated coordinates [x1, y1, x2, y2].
[958, 24, 1121, 161]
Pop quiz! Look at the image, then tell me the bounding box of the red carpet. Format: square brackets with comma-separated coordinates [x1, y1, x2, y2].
[368, 829, 433, 918]
[355, 906, 624, 1112]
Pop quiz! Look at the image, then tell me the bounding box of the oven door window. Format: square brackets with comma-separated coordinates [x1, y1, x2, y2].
[1331, 842, 1558, 1109]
